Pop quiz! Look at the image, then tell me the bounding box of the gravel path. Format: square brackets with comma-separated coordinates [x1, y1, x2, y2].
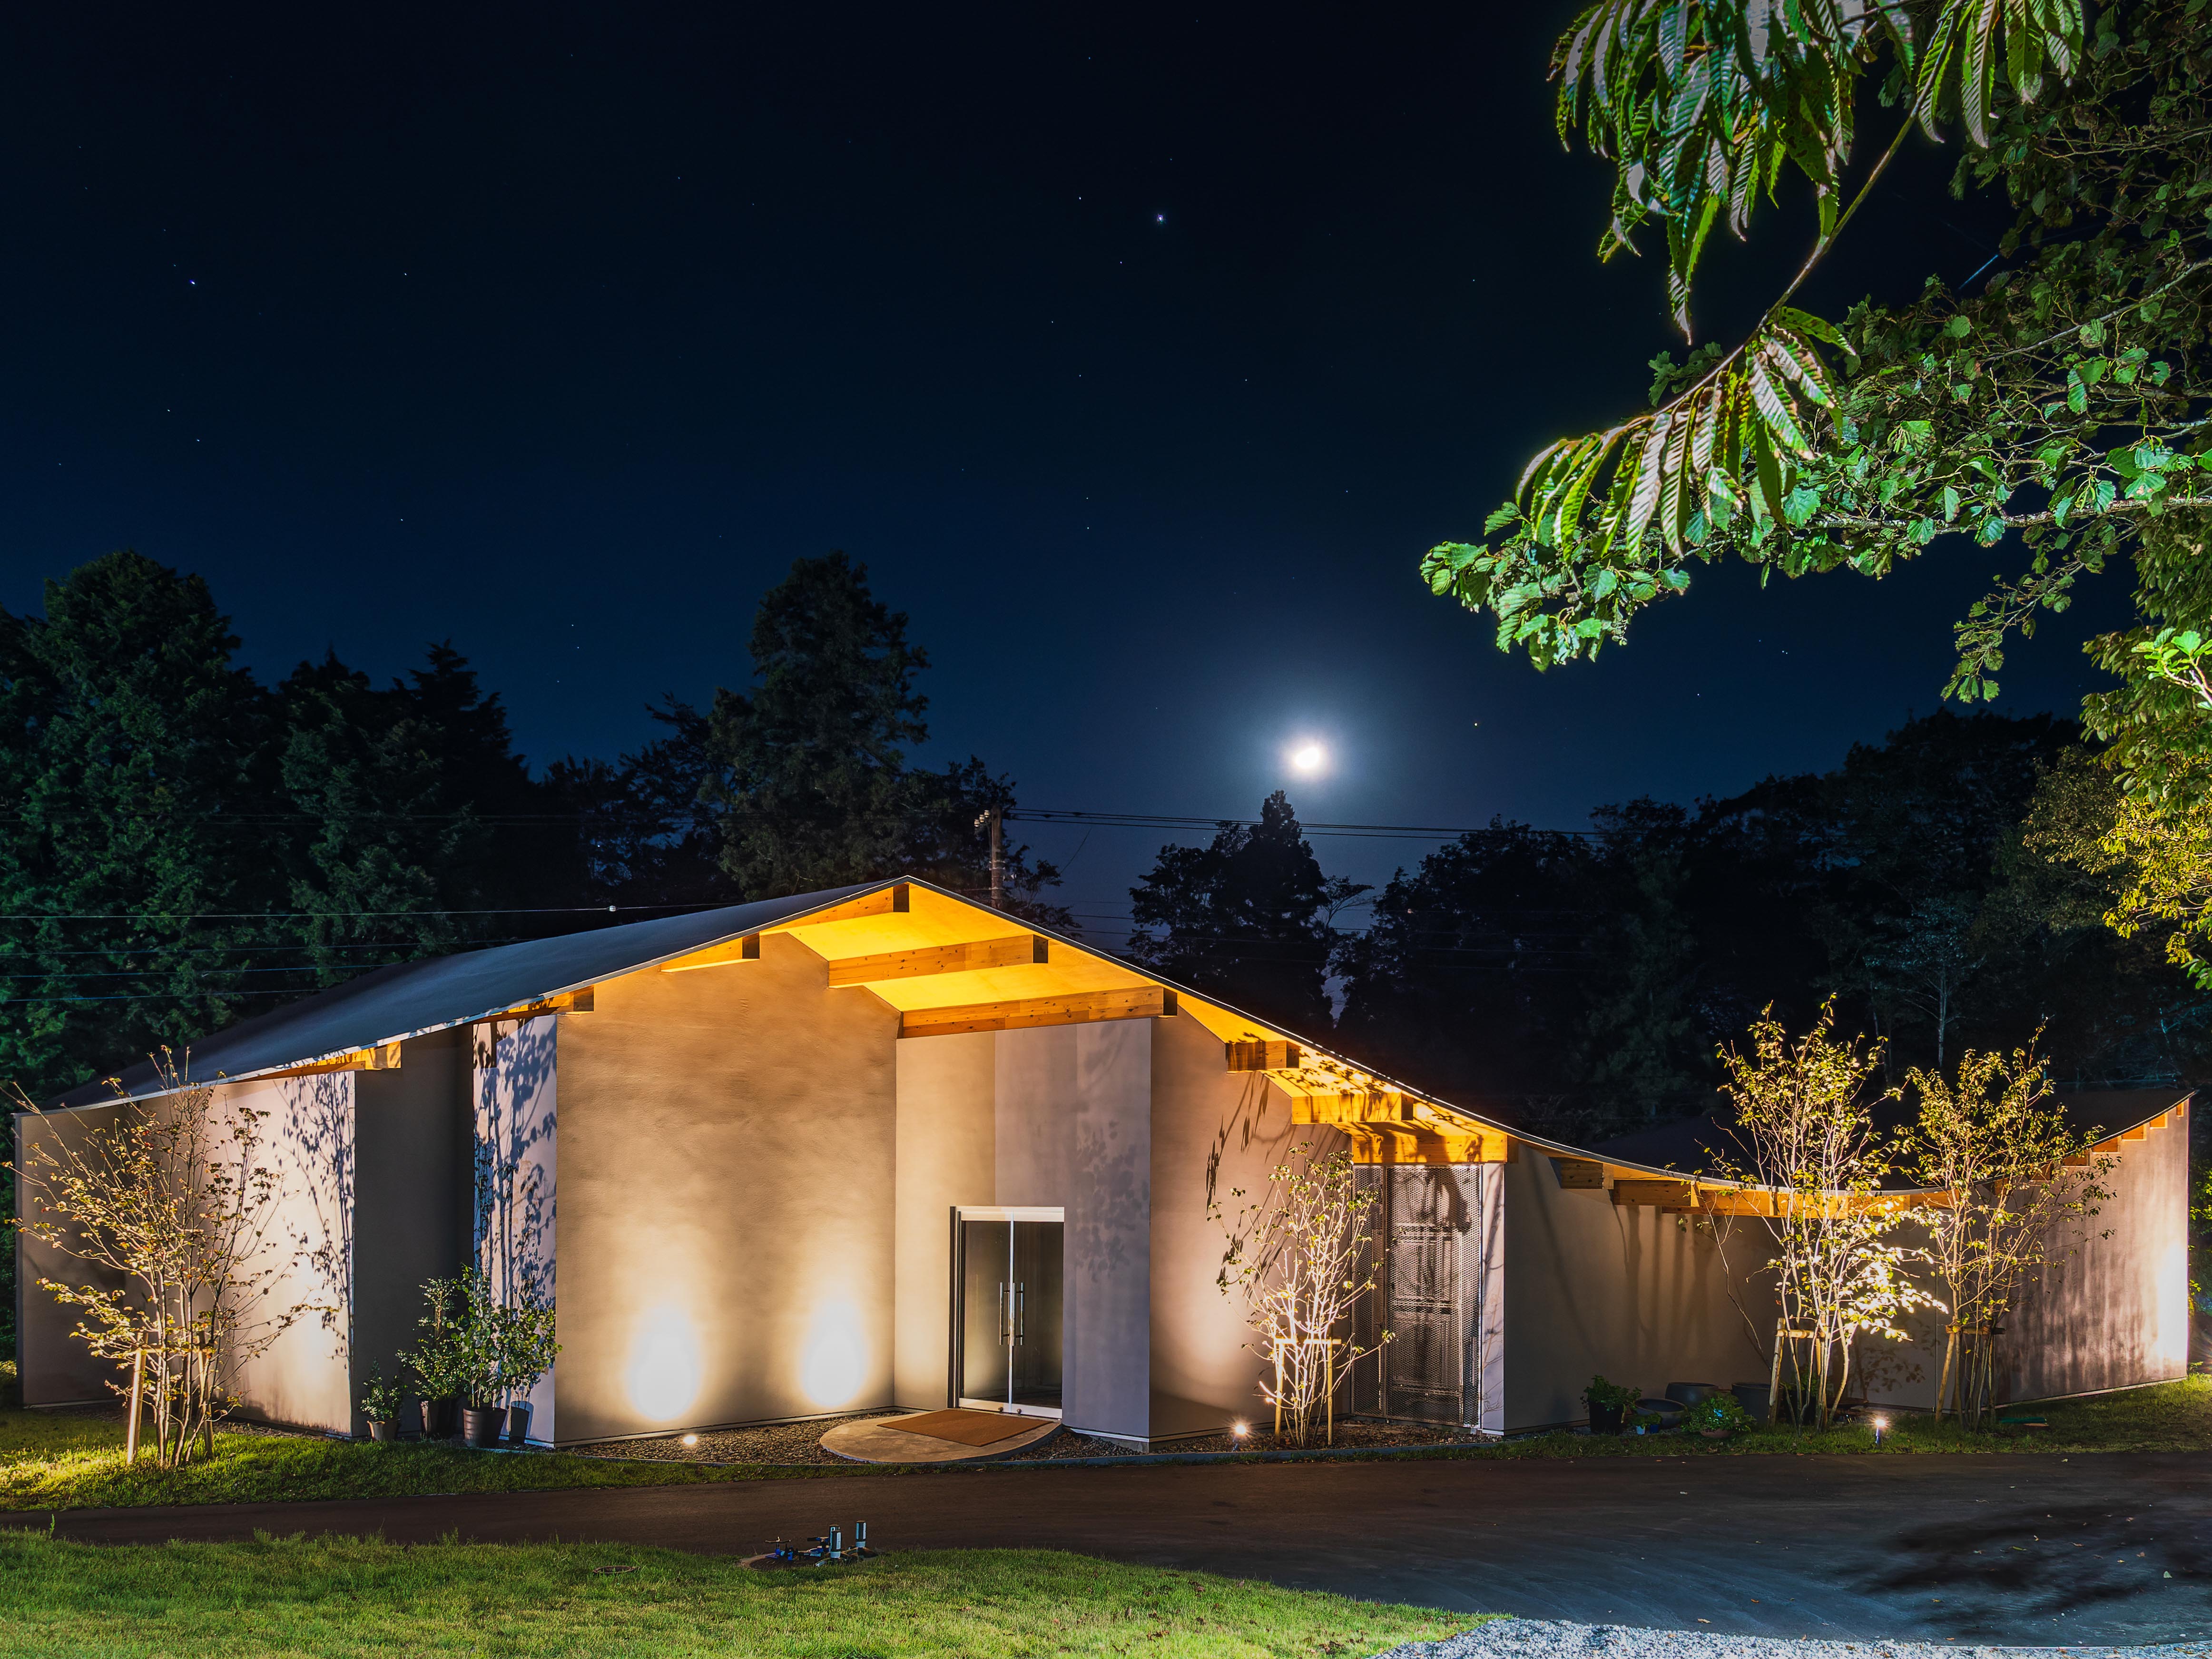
[1373, 1621, 2212, 1659]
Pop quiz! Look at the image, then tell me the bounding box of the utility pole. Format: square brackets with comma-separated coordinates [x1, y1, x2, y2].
[973, 806, 1004, 910]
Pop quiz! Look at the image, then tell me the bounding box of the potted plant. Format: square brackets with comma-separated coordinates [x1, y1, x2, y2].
[1682, 1390, 1753, 1440]
[404, 1278, 468, 1440]
[498, 1294, 560, 1448]
[1583, 1374, 1639, 1435]
[359, 1364, 404, 1443]
[454, 1270, 508, 1448]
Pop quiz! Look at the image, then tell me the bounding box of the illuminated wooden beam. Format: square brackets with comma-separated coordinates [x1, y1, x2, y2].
[898, 985, 1176, 1038]
[493, 987, 594, 1018]
[1292, 1090, 1510, 1164]
[1552, 1158, 1606, 1190]
[261, 1041, 403, 1081]
[827, 933, 1046, 986]
[1612, 1179, 1698, 1209]
[1226, 1039, 1303, 1072]
[661, 934, 759, 973]
[786, 883, 910, 927]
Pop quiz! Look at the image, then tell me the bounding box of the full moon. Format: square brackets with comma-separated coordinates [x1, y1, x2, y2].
[1289, 743, 1326, 775]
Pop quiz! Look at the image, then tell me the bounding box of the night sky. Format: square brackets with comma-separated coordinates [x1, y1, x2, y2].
[0, 3, 2137, 941]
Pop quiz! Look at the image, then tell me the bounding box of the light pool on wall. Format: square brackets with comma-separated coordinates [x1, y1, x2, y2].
[626, 1301, 704, 1421]
[800, 1298, 867, 1408]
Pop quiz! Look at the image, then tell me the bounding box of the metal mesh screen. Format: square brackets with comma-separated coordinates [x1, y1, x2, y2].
[1353, 1164, 1490, 1427]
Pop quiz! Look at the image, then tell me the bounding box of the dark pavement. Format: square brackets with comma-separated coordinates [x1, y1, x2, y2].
[10, 1453, 2211, 1645]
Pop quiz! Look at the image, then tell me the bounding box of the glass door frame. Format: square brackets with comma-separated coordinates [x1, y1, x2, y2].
[951, 1205, 1065, 1419]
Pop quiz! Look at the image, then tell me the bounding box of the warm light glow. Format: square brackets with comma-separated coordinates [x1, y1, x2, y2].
[626, 1301, 704, 1422]
[681, 1433, 699, 1448]
[800, 1298, 868, 1409]
[1289, 743, 1326, 775]
[1231, 1421, 1249, 1438]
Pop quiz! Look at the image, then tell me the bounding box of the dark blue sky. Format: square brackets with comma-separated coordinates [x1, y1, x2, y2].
[0, 2, 2133, 940]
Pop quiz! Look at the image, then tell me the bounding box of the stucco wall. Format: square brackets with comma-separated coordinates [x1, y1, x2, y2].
[993, 1018, 1154, 1441]
[476, 1015, 559, 1440]
[1504, 1156, 1775, 1431]
[1146, 1016, 1320, 1441]
[13, 1100, 130, 1406]
[551, 933, 898, 1443]
[350, 1028, 472, 1433]
[891, 1031, 995, 1410]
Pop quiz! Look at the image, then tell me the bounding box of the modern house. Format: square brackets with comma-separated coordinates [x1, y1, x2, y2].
[12, 878, 2191, 1444]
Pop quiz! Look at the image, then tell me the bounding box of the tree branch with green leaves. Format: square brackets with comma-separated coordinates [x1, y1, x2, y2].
[1424, 0, 2208, 710]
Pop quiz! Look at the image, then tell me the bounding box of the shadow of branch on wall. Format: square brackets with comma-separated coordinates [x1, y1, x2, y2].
[283, 1073, 356, 1367]
[475, 1017, 556, 1306]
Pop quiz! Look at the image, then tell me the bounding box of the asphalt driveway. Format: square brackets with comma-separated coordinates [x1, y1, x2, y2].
[11, 1452, 2209, 1645]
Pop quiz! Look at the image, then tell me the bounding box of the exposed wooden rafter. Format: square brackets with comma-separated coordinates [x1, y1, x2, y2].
[260, 1041, 403, 1081]
[660, 935, 759, 973]
[1226, 1039, 1302, 1072]
[827, 933, 1047, 987]
[1286, 1088, 1511, 1165]
[898, 985, 1176, 1039]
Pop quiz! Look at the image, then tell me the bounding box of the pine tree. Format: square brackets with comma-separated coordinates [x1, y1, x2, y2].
[0, 551, 280, 1098]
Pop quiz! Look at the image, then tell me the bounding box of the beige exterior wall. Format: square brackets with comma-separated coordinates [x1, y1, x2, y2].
[1503, 1154, 1774, 1431]
[1146, 1014, 1326, 1441]
[14, 1099, 130, 1407]
[891, 1030, 994, 1410]
[551, 932, 898, 1443]
[350, 1028, 472, 1433]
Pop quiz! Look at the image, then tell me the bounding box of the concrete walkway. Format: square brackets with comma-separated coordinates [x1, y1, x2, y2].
[10, 1452, 2209, 1645]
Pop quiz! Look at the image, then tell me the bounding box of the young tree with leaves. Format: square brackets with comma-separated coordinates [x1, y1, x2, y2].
[1715, 1004, 1938, 1427]
[1210, 1141, 1388, 1447]
[9, 1053, 317, 1466]
[1898, 1041, 2113, 1427]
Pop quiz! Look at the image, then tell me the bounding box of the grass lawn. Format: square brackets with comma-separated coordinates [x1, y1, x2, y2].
[3, 1375, 2205, 1516]
[0, 1533, 1473, 1658]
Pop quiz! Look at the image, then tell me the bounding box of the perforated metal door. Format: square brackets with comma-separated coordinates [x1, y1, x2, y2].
[1354, 1165, 1489, 1427]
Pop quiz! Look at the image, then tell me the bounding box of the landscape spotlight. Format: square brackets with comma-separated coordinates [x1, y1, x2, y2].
[1871, 1415, 1888, 1448]
[681, 1433, 699, 1448]
[1231, 1421, 1249, 1439]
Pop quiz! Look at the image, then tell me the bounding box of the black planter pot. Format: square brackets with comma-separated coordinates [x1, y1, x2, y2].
[1588, 1401, 1625, 1435]
[366, 1420, 395, 1444]
[505, 1401, 534, 1447]
[420, 1397, 460, 1439]
[461, 1405, 508, 1448]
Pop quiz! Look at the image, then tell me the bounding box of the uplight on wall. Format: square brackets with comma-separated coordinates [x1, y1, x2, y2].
[800, 1298, 868, 1409]
[626, 1301, 704, 1422]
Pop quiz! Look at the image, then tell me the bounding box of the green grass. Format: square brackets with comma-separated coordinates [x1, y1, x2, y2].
[5, 1374, 2204, 1516]
[0, 1412, 840, 1513]
[1454, 1373, 2212, 1459]
[0, 1534, 1474, 1658]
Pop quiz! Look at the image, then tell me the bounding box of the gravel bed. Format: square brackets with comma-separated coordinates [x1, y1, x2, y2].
[571, 1413, 1481, 1466]
[1371, 1621, 2212, 1659]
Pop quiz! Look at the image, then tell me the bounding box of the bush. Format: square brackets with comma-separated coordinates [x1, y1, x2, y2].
[1582, 1375, 1641, 1412]
[1682, 1391, 1753, 1435]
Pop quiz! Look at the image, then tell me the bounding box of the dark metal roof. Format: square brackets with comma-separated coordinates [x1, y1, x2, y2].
[48, 883, 885, 1109]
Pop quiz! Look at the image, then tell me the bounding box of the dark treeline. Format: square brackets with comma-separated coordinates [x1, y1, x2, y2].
[1130, 722, 2212, 1147]
[0, 549, 1060, 1101]
[10, 549, 2204, 1151]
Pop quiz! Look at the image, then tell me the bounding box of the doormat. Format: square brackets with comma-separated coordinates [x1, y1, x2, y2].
[888, 1410, 1041, 1446]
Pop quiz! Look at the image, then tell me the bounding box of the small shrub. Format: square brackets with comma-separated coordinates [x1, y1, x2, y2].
[1683, 1392, 1752, 1435]
[1582, 1375, 1640, 1412]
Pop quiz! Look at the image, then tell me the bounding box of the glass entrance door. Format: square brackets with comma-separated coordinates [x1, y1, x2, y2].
[957, 1208, 1063, 1415]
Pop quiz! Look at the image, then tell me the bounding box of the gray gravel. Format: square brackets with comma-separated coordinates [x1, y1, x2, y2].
[1372, 1622, 2212, 1659]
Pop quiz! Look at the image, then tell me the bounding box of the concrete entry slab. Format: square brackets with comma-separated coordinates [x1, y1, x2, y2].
[820, 1411, 1060, 1463]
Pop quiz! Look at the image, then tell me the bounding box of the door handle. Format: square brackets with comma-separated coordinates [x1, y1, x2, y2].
[1016, 1282, 1025, 1345]
[996, 1281, 1006, 1347]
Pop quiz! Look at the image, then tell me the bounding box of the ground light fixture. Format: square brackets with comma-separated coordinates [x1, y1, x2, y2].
[682, 1433, 699, 1447]
[1231, 1421, 1249, 1439]
[1871, 1414, 1888, 1447]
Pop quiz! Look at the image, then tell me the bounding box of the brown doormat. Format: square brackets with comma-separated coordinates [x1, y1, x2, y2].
[889, 1410, 1043, 1446]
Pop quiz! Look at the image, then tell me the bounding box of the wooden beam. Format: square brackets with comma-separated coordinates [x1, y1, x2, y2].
[1612, 1179, 1698, 1209]
[1226, 1039, 1303, 1072]
[260, 1041, 403, 1081]
[661, 934, 759, 973]
[1551, 1158, 1606, 1190]
[898, 985, 1176, 1039]
[826, 933, 1046, 987]
[786, 883, 909, 927]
